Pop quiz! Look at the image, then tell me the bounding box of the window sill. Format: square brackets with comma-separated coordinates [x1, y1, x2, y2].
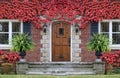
[0, 45, 11, 49]
[110, 45, 120, 50]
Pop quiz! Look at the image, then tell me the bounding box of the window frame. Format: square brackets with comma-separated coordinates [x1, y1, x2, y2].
[0, 20, 23, 49]
[99, 19, 120, 49]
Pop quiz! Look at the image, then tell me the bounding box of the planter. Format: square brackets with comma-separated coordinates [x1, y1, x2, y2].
[19, 51, 26, 62]
[95, 51, 102, 62]
[11, 33, 34, 62]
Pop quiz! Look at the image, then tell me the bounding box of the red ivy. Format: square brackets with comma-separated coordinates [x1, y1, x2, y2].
[101, 51, 120, 67]
[0, 0, 120, 28]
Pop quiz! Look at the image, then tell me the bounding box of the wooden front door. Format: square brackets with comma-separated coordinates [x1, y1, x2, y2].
[52, 21, 70, 62]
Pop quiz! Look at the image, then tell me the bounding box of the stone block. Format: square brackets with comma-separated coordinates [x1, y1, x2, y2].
[42, 35, 47, 39]
[43, 44, 50, 48]
[72, 48, 81, 52]
[16, 62, 28, 74]
[93, 62, 105, 74]
[72, 57, 81, 62]
[72, 52, 80, 57]
[40, 40, 49, 44]
[42, 35, 50, 39]
[72, 44, 79, 48]
[40, 48, 50, 53]
[75, 35, 79, 39]
[72, 40, 81, 44]
[43, 52, 50, 57]
[41, 57, 50, 62]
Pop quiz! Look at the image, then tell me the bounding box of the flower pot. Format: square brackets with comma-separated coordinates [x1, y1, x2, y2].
[95, 51, 102, 62]
[19, 51, 26, 62]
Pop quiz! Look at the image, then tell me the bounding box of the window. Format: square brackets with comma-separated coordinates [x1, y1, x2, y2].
[0, 20, 23, 49]
[99, 20, 120, 49]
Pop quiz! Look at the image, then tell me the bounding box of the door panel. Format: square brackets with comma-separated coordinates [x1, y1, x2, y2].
[52, 21, 70, 61]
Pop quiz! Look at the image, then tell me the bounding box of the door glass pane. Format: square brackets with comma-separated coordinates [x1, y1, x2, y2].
[101, 22, 109, 32]
[59, 28, 64, 35]
[112, 34, 120, 44]
[12, 22, 21, 32]
[0, 22, 9, 32]
[112, 22, 120, 32]
[0, 34, 8, 44]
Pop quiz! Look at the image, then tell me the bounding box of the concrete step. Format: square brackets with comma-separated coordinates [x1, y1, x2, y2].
[26, 62, 95, 75]
[28, 67, 93, 71]
[28, 62, 93, 68]
[26, 71, 95, 75]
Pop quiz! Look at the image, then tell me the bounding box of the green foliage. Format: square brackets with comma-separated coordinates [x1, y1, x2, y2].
[87, 33, 110, 52]
[11, 33, 34, 52]
[114, 67, 120, 74]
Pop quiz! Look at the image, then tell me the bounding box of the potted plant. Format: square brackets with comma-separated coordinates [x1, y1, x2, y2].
[87, 33, 110, 62]
[11, 33, 34, 62]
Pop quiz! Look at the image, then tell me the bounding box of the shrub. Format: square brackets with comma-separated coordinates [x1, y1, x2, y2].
[114, 67, 120, 74]
[0, 50, 21, 74]
[4, 53, 21, 63]
[101, 51, 120, 67]
[101, 51, 120, 74]
[0, 50, 21, 64]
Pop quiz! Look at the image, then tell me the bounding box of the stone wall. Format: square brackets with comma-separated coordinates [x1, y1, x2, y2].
[71, 25, 81, 62]
[40, 26, 50, 62]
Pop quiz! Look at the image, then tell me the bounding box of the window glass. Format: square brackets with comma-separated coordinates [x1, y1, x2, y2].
[0, 22, 9, 32]
[112, 22, 120, 32]
[0, 22, 9, 44]
[59, 28, 64, 35]
[101, 22, 109, 32]
[12, 22, 21, 32]
[112, 34, 120, 44]
[0, 34, 9, 44]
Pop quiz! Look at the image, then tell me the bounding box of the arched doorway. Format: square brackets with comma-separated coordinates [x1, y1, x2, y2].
[52, 21, 71, 62]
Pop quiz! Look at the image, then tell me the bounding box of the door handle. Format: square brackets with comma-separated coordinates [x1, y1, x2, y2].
[68, 37, 71, 46]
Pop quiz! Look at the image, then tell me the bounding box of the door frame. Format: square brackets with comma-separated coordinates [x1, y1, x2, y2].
[50, 21, 73, 62]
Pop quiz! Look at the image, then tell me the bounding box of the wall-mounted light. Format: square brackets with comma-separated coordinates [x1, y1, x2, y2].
[75, 23, 79, 34]
[0, 24, 2, 31]
[43, 23, 47, 34]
